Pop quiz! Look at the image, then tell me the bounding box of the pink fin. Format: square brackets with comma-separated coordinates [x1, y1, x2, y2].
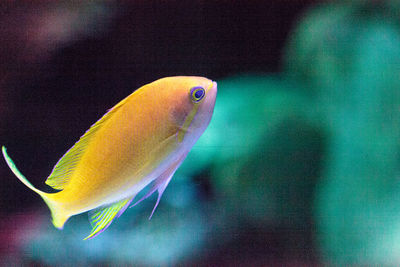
[148, 174, 174, 220]
[129, 167, 176, 219]
[130, 152, 188, 219]
[129, 183, 159, 208]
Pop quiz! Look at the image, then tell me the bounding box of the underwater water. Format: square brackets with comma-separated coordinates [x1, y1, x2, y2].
[1, 1, 400, 266]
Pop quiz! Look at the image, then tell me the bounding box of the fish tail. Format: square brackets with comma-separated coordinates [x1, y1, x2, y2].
[44, 196, 70, 229]
[2, 146, 70, 229]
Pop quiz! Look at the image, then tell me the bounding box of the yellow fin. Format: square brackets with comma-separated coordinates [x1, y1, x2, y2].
[85, 197, 134, 240]
[45, 96, 130, 190]
[2, 146, 44, 195]
[44, 197, 70, 229]
[2, 146, 69, 228]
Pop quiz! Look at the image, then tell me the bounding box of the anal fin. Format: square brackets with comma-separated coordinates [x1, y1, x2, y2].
[84, 197, 134, 240]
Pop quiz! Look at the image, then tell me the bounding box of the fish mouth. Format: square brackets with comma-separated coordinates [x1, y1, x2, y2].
[210, 81, 217, 91]
[208, 81, 217, 98]
[213, 81, 217, 90]
[205, 81, 217, 97]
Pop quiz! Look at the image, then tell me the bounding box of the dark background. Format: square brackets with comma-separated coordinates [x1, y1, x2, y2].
[0, 0, 314, 213]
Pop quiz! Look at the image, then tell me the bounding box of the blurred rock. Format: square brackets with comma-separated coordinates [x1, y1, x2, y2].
[195, 75, 324, 261]
[285, 1, 400, 265]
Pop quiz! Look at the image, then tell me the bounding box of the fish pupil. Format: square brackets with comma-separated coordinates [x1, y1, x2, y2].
[195, 90, 204, 99]
[190, 86, 205, 102]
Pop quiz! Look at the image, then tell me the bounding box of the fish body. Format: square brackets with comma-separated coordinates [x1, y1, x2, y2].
[2, 76, 217, 239]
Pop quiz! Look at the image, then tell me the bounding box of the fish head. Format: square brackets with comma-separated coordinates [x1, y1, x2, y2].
[159, 76, 217, 145]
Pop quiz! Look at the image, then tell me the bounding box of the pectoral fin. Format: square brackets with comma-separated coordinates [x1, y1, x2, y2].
[85, 197, 134, 240]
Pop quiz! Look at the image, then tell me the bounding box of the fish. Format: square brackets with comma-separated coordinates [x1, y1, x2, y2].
[2, 76, 217, 239]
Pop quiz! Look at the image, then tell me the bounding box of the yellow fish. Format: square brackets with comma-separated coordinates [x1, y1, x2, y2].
[2, 76, 217, 239]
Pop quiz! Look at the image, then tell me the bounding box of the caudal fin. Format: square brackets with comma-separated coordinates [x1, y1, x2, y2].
[1, 146, 70, 229]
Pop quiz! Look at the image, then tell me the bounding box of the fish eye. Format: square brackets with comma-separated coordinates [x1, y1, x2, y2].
[190, 86, 205, 103]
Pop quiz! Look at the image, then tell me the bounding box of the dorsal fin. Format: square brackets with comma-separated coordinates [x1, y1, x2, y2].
[45, 97, 130, 190]
[84, 197, 134, 240]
